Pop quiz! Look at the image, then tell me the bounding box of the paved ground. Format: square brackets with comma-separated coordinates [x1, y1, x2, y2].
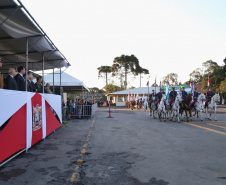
[0, 107, 226, 185]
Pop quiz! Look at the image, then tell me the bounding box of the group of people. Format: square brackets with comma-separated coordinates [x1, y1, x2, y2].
[149, 86, 214, 109]
[62, 98, 94, 120]
[2, 65, 52, 94]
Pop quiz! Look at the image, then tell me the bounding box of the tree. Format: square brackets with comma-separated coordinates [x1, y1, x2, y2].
[189, 68, 203, 83]
[112, 54, 140, 90]
[134, 66, 149, 87]
[162, 73, 178, 86]
[103, 84, 123, 94]
[97, 66, 112, 87]
[151, 83, 159, 87]
[89, 87, 105, 94]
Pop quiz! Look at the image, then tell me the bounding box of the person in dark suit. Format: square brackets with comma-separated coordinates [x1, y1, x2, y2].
[35, 76, 43, 93]
[5, 68, 18, 90]
[27, 72, 36, 92]
[14, 66, 26, 91]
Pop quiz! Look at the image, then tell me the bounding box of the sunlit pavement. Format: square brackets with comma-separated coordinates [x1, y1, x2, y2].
[0, 107, 226, 185]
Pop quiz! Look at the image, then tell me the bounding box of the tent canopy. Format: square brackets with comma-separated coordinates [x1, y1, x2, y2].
[0, 0, 70, 73]
[44, 70, 89, 92]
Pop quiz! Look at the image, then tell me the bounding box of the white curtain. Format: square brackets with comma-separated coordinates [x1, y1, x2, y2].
[42, 97, 46, 139]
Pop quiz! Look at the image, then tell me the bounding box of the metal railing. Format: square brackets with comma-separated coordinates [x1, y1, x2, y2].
[62, 103, 97, 121]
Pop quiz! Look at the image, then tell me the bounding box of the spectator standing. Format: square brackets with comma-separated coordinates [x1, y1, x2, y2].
[28, 72, 36, 92]
[78, 99, 83, 119]
[35, 76, 43, 93]
[0, 60, 3, 89]
[14, 66, 26, 91]
[5, 68, 18, 90]
[44, 83, 52, 94]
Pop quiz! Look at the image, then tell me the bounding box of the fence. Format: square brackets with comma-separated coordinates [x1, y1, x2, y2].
[62, 103, 97, 121]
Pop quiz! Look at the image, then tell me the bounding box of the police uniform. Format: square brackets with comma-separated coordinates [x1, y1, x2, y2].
[156, 91, 165, 105]
[170, 90, 177, 106]
[149, 92, 156, 103]
[191, 91, 199, 107]
[205, 90, 214, 107]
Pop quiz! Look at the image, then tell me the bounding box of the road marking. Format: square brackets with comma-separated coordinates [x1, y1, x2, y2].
[184, 122, 226, 136]
[208, 123, 226, 129]
[70, 117, 95, 182]
[70, 173, 78, 182]
[81, 149, 86, 154]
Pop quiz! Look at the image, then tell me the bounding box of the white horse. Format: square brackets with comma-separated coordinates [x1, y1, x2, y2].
[149, 96, 157, 118]
[143, 96, 149, 112]
[157, 94, 167, 122]
[205, 93, 220, 121]
[192, 93, 206, 121]
[170, 94, 181, 123]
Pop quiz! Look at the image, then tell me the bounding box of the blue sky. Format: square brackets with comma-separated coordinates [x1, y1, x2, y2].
[21, 0, 226, 88]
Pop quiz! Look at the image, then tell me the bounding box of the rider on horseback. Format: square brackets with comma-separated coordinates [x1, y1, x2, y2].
[156, 89, 165, 108]
[170, 87, 177, 108]
[149, 90, 155, 104]
[181, 86, 188, 108]
[205, 87, 214, 108]
[191, 88, 199, 108]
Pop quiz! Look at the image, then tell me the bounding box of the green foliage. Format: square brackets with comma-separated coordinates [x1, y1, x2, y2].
[67, 93, 80, 100]
[97, 65, 112, 87]
[189, 68, 203, 83]
[162, 73, 178, 86]
[111, 54, 148, 89]
[151, 83, 159, 87]
[89, 87, 105, 94]
[103, 84, 123, 94]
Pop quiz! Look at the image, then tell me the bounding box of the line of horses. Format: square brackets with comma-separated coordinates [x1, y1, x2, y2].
[127, 93, 220, 122]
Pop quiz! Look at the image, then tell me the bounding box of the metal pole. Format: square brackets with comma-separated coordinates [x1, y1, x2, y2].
[60, 68, 62, 95]
[25, 37, 28, 91]
[42, 52, 44, 94]
[53, 68, 55, 94]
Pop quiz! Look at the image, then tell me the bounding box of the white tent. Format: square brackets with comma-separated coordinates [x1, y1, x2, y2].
[44, 70, 89, 92]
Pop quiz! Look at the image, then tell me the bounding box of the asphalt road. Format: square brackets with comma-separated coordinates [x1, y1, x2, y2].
[0, 107, 226, 185]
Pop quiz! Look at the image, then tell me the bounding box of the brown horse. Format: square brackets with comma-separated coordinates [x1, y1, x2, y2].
[180, 94, 192, 122]
[130, 101, 136, 110]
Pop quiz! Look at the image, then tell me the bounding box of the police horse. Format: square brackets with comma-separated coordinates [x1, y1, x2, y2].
[143, 96, 149, 112]
[180, 94, 193, 122]
[205, 93, 220, 121]
[192, 93, 206, 121]
[169, 94, 181, 123]
[157, 94, 167, 122]
[149, 96, 157, 119]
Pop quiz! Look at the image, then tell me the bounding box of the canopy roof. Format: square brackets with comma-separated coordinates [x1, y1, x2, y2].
[44, 70, 89, 92]
[0, 0, 70, 73]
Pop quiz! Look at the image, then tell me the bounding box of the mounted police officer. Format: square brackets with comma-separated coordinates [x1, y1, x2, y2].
[149, 90, 156, 104]
[156, 88, 165, 108]
[191, 88, 199, 108]
[205, 87, 214, 108]
[169, 87, 177, 108]
[181, 86, 188, 108]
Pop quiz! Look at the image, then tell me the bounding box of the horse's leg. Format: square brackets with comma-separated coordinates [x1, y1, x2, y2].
[214, 106, 217, 121]
[189, 109, 192, 121]
[185, 109, 188, 122]
[177, 108, 180, 123]
[205, 107, 208, 119]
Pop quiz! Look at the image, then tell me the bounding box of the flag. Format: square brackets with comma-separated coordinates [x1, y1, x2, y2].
[189, 81, 192, 88]
[155, 78, 156, 86]
[146, 81, 149, 87]
[166, 82, 169, 100]
[160, 81, 162, 88]
[136, 92, 139, 101]
[128, 92, 131, 101]
[191, 82, 195, 101]
[208, 76, 211, 86]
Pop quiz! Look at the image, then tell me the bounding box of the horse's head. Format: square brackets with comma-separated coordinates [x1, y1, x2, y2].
[162, 94, 166, 101]
[176, 94, 181, 102]
[187, 93, 193, 101]
[199, 93, 206, 101]
[213, 93, 220, 103]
